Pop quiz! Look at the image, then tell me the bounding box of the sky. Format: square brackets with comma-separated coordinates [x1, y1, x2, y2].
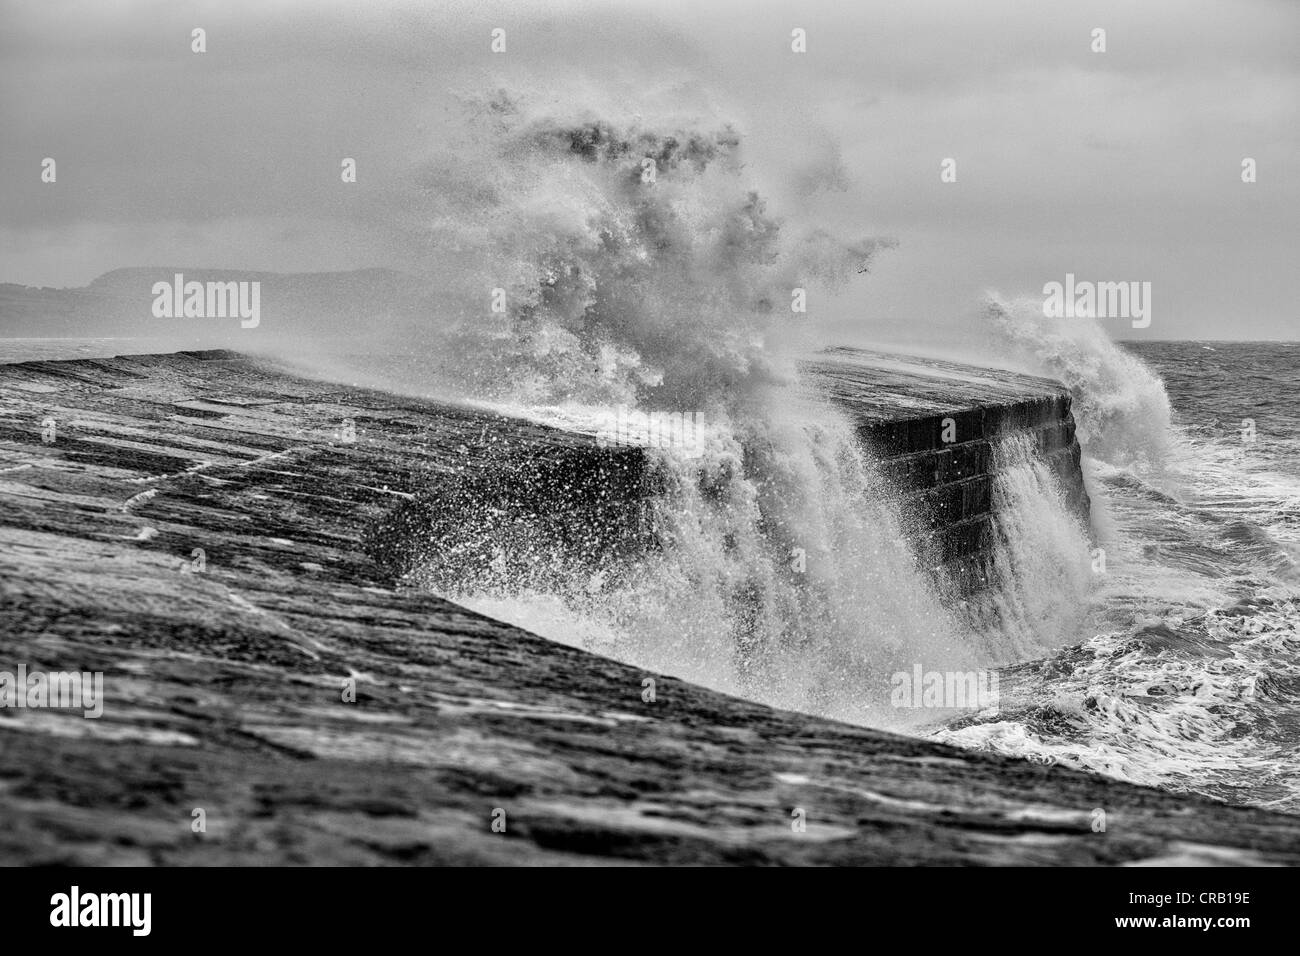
[1, 0, 1296, 340]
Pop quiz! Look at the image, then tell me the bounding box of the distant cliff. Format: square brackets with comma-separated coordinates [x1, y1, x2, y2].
[0, 268, 431, 337]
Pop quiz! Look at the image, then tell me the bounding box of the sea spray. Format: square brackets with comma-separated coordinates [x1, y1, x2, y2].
[385, 98, 970, 723]
[382, 100, 1103, 728]
[437, 396, 1106, 729]
[982, 293, 1173, 469]
[393, 92, 893, 412]
[423, 392, 984, 727]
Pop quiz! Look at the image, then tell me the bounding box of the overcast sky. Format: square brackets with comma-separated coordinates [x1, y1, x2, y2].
[1, 0, 1296, 340]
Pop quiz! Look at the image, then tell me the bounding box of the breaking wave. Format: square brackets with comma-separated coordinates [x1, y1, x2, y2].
[343, 96, 1098, 728]
[982, 293, 1173, 469]
[294, 91, 1300, 812]
[952, 302, 1300, 812]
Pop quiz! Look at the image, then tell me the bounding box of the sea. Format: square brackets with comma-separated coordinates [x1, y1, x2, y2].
[936, 338, 1300, 813]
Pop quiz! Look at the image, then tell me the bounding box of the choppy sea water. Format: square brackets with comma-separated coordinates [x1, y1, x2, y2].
[936, 340, 1300, 813]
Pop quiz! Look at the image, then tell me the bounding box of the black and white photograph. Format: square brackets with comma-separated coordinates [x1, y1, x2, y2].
[0, 0, 1296, 924]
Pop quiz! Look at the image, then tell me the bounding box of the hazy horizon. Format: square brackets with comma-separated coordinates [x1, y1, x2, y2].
[3, 265, 1296, 345]
[2, 0, 1296, 343]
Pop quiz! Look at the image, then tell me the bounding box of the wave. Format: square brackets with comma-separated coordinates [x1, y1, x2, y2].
[952, 303, 1300, 811]
[439, 397, 977, 728]
[395, 92, 894, 417]
[340, 96, 1300, 813]
[982, 294, 1173, 470]
[340, 95, 1122, 731]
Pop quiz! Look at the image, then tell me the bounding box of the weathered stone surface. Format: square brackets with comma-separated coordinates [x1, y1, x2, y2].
[2, 350, 1297, 866]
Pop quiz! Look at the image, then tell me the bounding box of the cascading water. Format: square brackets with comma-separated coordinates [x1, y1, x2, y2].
[963, 432, 1094, 662]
